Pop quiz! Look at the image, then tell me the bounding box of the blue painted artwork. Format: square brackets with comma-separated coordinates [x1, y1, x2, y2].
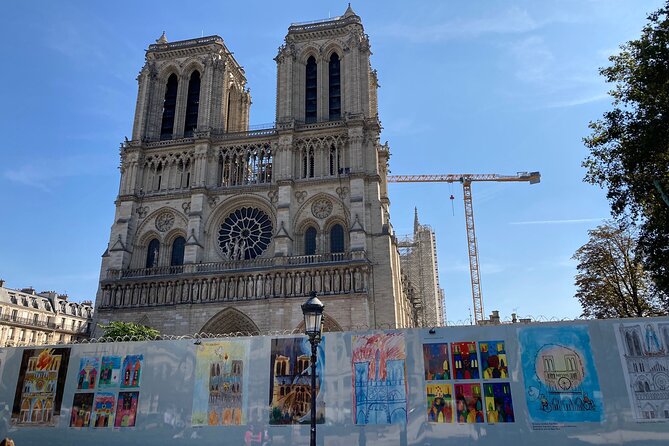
[519, 326, 603, 423]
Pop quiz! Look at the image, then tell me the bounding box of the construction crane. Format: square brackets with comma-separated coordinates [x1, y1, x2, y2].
[387, 172, 541, 324]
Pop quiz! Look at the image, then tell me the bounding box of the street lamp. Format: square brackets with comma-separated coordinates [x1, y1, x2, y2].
[301, 291, 324, 446]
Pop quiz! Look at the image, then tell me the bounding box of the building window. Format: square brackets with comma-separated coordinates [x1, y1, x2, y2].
[305, 56, 317, 123]
[160, 73, 178, 140]
[11, 309, 17, 321]
[330, 224, 345, 253]
[32, 314, 39, 325]
[146, 239, 160, 268]
[305, 227, 317, 255]
[328, 53, 341, 120]
[184, 70, 201, 137]
[171, 236, 186, 266]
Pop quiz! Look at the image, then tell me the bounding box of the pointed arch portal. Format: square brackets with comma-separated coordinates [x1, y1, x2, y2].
[200, 307, 260, 335]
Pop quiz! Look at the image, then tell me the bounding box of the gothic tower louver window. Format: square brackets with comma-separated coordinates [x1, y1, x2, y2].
[329, 53, 341, 120]
[305, 56, 317, 123]
[183, 71, 201, 137]
[160, 74, 178, 140]
[330, 224, 345, 253]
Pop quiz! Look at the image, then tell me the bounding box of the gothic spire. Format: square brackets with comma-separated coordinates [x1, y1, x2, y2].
[343, 3, 357, 18]
[414, 207, 420, 233]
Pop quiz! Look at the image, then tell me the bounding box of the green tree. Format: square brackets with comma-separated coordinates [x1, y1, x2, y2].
[573, 220, 666, 318]
[98, 321, 160, 341]
[583, 2, 669, 296]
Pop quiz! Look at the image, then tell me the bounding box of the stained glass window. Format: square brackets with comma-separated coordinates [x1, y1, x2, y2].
[218, 207, 273, 260]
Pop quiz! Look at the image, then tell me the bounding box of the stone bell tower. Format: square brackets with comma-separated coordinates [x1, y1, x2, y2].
[94, 6, 419, 336]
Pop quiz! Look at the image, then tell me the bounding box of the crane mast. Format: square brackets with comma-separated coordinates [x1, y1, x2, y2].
[387, 172, 540, 324]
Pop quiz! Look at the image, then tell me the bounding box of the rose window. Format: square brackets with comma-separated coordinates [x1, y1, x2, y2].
[218, 207, 273, 260]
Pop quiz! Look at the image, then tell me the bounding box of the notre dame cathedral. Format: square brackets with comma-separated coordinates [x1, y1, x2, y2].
[94, 6, 444, 336]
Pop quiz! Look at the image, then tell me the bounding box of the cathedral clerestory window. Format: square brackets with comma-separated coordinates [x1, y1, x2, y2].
[218, 207, 273, 260]
[170, 236, 186, 266]
[305, 227, 317, 255]
[305, 56, 317, 123]
[146, 239, 160, 268]
[329, 53, 341, 120]
[160, 74, 178, 140]
[184, 71, 201, 137]
[330, 224, 345, 253]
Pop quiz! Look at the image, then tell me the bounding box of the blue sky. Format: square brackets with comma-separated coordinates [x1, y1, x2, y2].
[0, 1, 662, 323]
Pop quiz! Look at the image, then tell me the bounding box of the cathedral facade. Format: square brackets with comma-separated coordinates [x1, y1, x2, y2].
[94, 7, 424, 335]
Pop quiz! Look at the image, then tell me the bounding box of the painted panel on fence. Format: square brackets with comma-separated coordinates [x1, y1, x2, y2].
[269, 336, 325, 425]
[479, 341, 508, 379]
[455, 383, 484, 423]
[484, 382, 515, 423]
[93, 392, 115, 427]
[423, 343, 450, 380]
[115, 391, 139, 427]
[520, 326, 603, 423]
[616, 321, 669, 420]
[11, 347, 71, 426]
[77, 357, 99, 390]
[120, 354, 143, 388]
[352, 332, 407, 425]
[451, 342, 480, 380]
[426, 383, 453, 423]
[98, 356, 121, 389]
[192, 340, 248, 426]
[70, 392, 94, 427]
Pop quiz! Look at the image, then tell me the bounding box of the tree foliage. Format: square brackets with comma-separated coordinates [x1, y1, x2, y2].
[99, 321, 160, 341]
[583, 2, 669, 296]
[573, 220, 666, 319]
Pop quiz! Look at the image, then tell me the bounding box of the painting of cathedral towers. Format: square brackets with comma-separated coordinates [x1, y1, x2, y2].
[269, 337, 325, 424]
[352, 332, 407, 425]
[192, 340, 248, 426]
[616, 322, 669, 420]
[12, 347, 71, 426]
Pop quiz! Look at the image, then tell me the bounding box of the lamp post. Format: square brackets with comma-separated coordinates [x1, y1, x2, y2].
[301, 291, 324, 446]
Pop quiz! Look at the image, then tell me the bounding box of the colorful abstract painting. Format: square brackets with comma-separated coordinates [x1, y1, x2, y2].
[352, 332, 407, 425]
[454, 383, 484, 423]
[519, 326, 603, 423]
[269, 336, 325, 424]
[451, 342, 479, 380]
[192, 340, 249, 426]
[115, 391, 139, 427]
[70, 393, 94, 427]
[479, 341, 508, 379]
[99, 356, 121, 388]
[426, 383, 453, 423]
[93, 392, 115, 427]
[484, 383, 515, 423]
[120, 355, 143, 388]
[12, 347, 71, 426]
[423, 343, 450, 380]
[77, 357, 100, 390]
[615, 321, 669, 420]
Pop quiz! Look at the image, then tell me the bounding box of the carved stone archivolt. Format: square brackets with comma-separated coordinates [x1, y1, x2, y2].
[311, 198, 333, 219]
[155, 211, 175, 232]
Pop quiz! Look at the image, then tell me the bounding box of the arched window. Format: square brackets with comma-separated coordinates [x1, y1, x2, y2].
[330, 224, 345, 253]
[329, 53, 341, 120]
[305, 56, 317, 123]
[184, 71, 201, 137]
[308, 148, 315, 178]
[171, 236, 186, 266]
[146, 239, 160, 268]
[329, 145, 340, 176]
[160, 74, 178, 140]
[305, 227, 317, 255]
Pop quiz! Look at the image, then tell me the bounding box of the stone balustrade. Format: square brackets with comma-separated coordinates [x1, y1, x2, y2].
[100, 252, 369, 309]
